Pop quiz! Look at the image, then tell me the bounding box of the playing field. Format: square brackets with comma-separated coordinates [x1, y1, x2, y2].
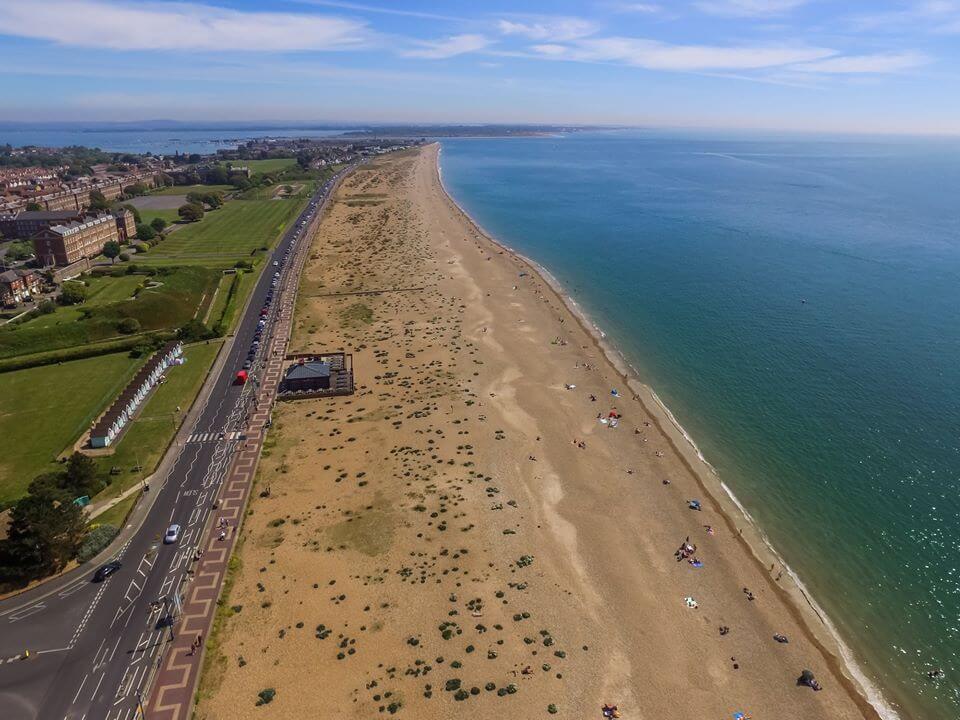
[136, 193, 309, 267]
[226, 158, 297, 174]
[0, 352, 141, 506]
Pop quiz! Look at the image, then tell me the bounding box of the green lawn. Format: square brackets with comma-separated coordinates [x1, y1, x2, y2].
[0, 353, 141, 506]
[151, 184, 235, 196]
[0, 267, 219, 359]
[138, 208, 180, 226]
[94, 341, 222, 500]
[225, 158, 297, 174]
[93, 491, 139, 529]
[137, 193, 308, 267]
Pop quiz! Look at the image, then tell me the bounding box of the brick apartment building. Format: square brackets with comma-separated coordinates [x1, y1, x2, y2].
[0, 209, 85, 239]
[114, 207, 136, 240]
[32, 214, 119, 266]
[0, 268, 42, 305]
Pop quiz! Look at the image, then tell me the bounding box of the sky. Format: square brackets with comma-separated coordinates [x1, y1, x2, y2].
[0, 0, 959, 134]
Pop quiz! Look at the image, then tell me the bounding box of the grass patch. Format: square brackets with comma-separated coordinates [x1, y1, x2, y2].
[137, 194, 308, 267]
[327, 508, 393, 556]
[138, 208, 180, 227]
[0, 266, 220, 360]
[0, 352, 141, 505]
[93, 341, 222, 500]
[225, 158, 297, 174]
[93, 491, 139, 529]
[340, 302, 373, 327]
[151, 184, 235, 196]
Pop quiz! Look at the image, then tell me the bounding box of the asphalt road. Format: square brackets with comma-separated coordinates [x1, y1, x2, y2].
[0, 172, 343, 720]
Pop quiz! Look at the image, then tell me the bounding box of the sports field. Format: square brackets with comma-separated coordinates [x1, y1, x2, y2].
[136, 192, 310, 267]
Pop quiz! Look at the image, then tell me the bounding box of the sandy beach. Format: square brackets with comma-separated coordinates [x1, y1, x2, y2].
[196, 144, 881, 720]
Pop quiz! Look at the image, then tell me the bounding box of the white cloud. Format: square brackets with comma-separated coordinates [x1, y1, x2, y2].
[402, 34, 489, 60]
[790, 52, 929, 74]
[498, 17, 599, 42]
[536, 37, 834, 71]
[695, 0, 810, 17]
[0, 0, 369, 51]
[615, 3, 664, 13]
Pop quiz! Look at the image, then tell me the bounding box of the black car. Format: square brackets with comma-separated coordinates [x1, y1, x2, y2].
[92, 560, 122, 582]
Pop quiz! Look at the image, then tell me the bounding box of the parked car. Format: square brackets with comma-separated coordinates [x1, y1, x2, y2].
[164, 524, 181, 544]
[92, 560, 122, 582]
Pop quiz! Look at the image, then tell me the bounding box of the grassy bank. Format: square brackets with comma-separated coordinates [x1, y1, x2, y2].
[0, 352, 141, 505]
[93, 341, 222, 500]
[0, 267, 219, 360]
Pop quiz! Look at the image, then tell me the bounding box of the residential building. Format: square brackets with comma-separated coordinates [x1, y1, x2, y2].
[0, 268, 42, 305]
[113, 208, 136, 240]
[0, 209, 84, 239]
[32, 214, 119, 266]
[89, 342, 184, 448]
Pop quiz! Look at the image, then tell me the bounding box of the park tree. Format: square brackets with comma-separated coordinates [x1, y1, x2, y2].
[178, 203, 204, 222]
[102, 240, 122, 263]
[185, 191, 205, 205]
[150, 217, 168, 232]
[297, 151, 312, 170]
[135, 223, 156, 241]
[202, 192, 223, 209]
[207, 166, 229, 185]
[88, 190, 110, 212]
[25, 201, 43, 212]
[58, 282, 87, 305]
[229, 174, 251, 190]
[63, 452, 101, 497]
[124, 183, 148, 197]
[0, 493, 87, 579]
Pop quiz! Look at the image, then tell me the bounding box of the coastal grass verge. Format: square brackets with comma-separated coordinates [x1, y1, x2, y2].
[0, 352, 141, 506]
[92, 491, 140, 530]
[92, 340, 222, 501]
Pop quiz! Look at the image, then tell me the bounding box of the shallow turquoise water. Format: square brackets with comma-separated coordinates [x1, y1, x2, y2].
[439, 132, 960, 719]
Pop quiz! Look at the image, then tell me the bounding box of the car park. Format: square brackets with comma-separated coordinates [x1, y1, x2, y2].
[164, 524, 181, 544]
[92, 560, 122, 582]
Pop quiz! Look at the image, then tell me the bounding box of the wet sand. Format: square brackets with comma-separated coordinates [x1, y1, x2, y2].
[196, 145, 880, 720]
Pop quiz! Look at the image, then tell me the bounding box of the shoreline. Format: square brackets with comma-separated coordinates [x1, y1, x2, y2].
[434, 143, 898, 720]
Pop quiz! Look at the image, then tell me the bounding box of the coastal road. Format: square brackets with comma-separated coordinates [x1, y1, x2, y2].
[0, 169, 346, 720]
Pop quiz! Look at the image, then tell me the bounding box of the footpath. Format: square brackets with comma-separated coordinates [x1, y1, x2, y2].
[144, 174, 339, 719]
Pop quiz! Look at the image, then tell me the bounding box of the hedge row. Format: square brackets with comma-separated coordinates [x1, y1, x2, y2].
[0, 331, 174, 374]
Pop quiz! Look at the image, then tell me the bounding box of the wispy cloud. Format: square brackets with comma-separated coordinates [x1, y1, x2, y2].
[695, 0, 810, 17]
[531, 37, 834, 71]
[402, 34, 489, 60]
[498, 17, 599, 42]
[613, 3, 664, 13]
[790, 52, 929, 74]
[0, 0, 370, 51]
[291, 0, 463, 22]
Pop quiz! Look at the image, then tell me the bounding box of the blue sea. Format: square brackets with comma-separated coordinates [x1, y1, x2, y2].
[0, 126, 346, 155]
[439, 131, 960, 720]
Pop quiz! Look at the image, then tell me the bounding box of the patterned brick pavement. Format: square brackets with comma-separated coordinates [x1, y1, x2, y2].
[144, 196, 315, 720]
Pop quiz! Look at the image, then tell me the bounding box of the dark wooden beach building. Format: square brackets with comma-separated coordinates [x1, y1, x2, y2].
[278, 353, 354, 399]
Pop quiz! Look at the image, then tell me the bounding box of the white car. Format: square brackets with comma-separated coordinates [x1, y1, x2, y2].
[164, 524, 181, 544]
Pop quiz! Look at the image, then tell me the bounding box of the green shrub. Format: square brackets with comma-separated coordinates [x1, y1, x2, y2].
[117, 318, 141, 334]
[59, 283, 87, 306]
[77, 524, 119, 563]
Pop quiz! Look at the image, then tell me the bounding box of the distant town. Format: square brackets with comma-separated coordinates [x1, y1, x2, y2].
[0, 137, 417, 308]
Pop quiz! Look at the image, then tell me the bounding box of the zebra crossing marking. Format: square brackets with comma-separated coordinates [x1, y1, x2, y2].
[186, 431, 243, 444]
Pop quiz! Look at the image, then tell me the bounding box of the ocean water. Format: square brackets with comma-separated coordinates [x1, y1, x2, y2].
[439, 131, 960, 720]
[0, 126, 345, 155]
